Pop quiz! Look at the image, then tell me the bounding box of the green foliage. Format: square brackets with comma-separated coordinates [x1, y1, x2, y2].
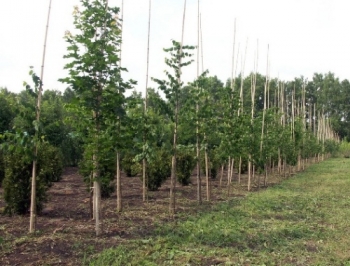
[0, 150, 4, 187]
[61, 0, 135, 191]
[146, 148, 171, 191]
[121, 153, 141, 177]
[176, 146, 195, 185]
[200, 148, 222, 178]
[0, 89, 16, 133]
[2, 143, 63, 215]
[2, 151, 33, 215]
[339, 141, 350, 157]
[152, 40, 195, 107]
[234, 157, 248, 174]
[324, 139, 339, 156]
[79, 142, 116, 198]
[37, 142, 64, 183]
[60, 132, 83, 166]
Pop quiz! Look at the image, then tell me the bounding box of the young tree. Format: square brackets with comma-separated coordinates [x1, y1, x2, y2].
[153, 40, 194, 216]
[61, 0, 133, 236]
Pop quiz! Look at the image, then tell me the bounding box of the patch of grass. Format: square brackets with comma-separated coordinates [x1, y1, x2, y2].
[89, 158, 350, 265]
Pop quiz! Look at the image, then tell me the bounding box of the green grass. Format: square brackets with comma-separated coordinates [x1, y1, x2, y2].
[88, 158, 350, 265]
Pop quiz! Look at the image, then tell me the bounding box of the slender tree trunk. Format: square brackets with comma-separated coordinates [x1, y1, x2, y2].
[226, 158, 231, 198]
[219, 164, 224, 187]
[169, 153, 177, 216]
[205, 147, 210, 201]
[116, 152, 122, 212]
[227, 158, 234, 198]
[230, 158, 234, 184]
[238, 156, 242, 185]
[227, 157, 231, 186]
[29, 152, 38, 233]
[247, 157, 251, 191]
[93, 152, 101, 236]
[90, 171, 94, 219]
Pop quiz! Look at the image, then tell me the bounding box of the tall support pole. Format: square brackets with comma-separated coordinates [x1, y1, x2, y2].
[170, 0, 187, 217]
[196, 0, 202, 204]
[30, 0, 52, 234]
[143, 0, 152, 202]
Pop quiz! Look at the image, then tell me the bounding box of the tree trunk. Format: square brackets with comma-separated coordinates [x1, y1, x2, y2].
[205, 148, 210, 201]
[237, 156, 242, 185]
[247, 155, 252, 191]
[94, 179, 101, 236]
[29, 155, 37, 233]
[219, 164, 224, 188]
[90, 171, 93, 219]
[169, 155, 176, 216]
[93, 152, 101, 236]
[116, 152, 122, 212]
[227, 157, 231, 186]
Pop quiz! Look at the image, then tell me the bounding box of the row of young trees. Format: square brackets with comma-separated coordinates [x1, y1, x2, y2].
[0, 0, 342, 236]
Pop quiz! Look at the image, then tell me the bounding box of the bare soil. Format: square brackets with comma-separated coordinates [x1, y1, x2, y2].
[0, 167, 281, 265]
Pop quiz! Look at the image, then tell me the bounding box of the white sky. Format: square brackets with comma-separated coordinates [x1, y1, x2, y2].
[0, 0, 350, 94]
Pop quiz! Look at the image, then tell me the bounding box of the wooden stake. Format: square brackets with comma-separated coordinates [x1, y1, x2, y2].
[29, 0, 52, 234]
[170, 0, 187, 217]
[142, 0, 152, 202]
[196, 0, 202, 204]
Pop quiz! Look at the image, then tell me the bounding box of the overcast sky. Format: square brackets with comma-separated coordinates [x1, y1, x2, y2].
[1, 0, 350, 94]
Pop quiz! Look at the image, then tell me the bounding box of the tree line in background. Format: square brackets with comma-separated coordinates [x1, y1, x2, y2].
[0, 0, 344, 236]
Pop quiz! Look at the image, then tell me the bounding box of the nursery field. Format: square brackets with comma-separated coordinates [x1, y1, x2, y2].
[1, 158, 350, 265]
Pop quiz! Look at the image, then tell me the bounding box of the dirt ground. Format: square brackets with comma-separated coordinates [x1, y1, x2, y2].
[0, 167, 282, 265]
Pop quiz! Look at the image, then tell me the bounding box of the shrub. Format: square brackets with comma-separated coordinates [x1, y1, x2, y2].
[38, 142, 64, 183]
[146, 148, 171, 191]
[0, 151, 4, 187]
[339, 141, 350, 158]
[2, 143, 63, 215]
[122, 153, 142, 177]
[60, 133, 83, 166]
[176, 148, 195, 186]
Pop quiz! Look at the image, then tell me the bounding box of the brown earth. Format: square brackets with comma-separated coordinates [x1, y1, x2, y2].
[0, 167, 282, 265]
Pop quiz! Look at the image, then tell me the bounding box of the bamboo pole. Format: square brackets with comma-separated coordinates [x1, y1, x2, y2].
[115, 0, 123, 218]
[231, 18, 237, 91]
[142, 0, 151, 202]
[238, 38, 248, 115]
[170, 0, 187, 216]
[205, 143, 210, 201]
[196, 0, 201, 204]
[116, 152, 122, 212]
[29, 0, 52, 234]
[200, 13, 204, 73]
